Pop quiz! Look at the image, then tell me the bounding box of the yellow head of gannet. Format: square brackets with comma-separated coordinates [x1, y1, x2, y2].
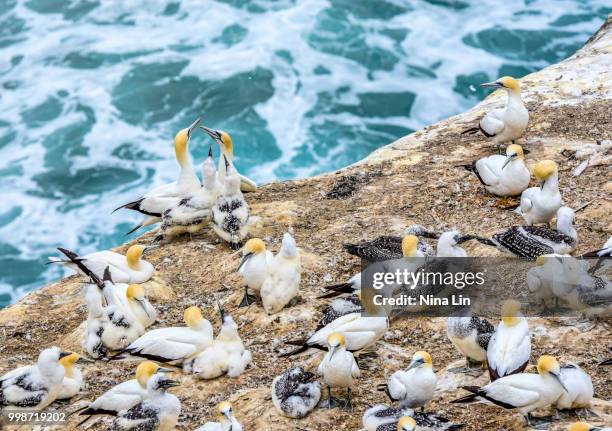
[327, 332, 346, 359]
[568, 423, 594, 431]
[407, 351, 433, 371]
[501, 299, 522, 326]
[174, 118, 201, 167]
[135, 361, 167, 388]
[481, 76, 521, 94]
[532, 160, 558, 181]
[397, 416, 417, 431]
[238, 238, 266, 270]
[126, 245, 146, 270]
[184, 306, 205, 329]
[217, 400, 234, 420]
[537, 355, 568, 393]
[201, 126, 234, 157]
[401, 235, 419, 258]
[502, 144, 525, 168]
[126, 284, 146, 304]
[59, 352, 90, 377]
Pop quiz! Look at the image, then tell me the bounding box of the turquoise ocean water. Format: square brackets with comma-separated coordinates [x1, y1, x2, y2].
[0, 0, 609, 307]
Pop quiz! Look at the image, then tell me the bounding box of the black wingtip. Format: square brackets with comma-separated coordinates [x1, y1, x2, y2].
[125, 224, 143, 236]
[103, 266, 113, 283]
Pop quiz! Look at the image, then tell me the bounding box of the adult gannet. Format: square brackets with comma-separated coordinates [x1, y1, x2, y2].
[211, 156, 250, 250]
[473, 206, 577, 260]
[378, 351, 436, 410]
[363, 404, 462, 431]
[569, 423, 612, 431]
[124, 283, 157, 329]
[200, 126, 257, 192]
[271, 366, 321, 419]
[517, 160, 562, 225]
[237, 238, 273, 307]
[195, 401, 243, 431]
[461, 144, 530, 196]
[51, 245, 155, 284]
[0, 347, 69, 411]
[113, 118, 202, 217]
[114, 306, 213, 365]
[487, 300, 531, 381]
[111, 374, 181, 431]
[343, 230, 436, 263]
[555, 362, 593, 410]
[462, 76, 529, 149]
[452, 355, 568, 424]
[261, 232, 301, 315]
[317, 332, 360, 409]
[447, 307, 495, 374]
[57, 352, 91, 400]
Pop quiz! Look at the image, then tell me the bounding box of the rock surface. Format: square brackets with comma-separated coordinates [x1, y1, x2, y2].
[0, 16, 611, 431]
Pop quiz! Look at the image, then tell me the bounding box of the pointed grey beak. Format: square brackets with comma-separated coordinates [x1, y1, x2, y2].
[550, 371, 568, 393]
[77, 357, 95, 364]
[59, 351, 72, 359]
[223, 155, 230, 171]
[502, 154, 516, 169]
[187, 118, 202, 138]
[329, 345, 337, 360]
[136, 298, 151, 318]
[159, 379, 181, 389]
[200, 126, 223, 143]
[405, 359, 422, 372]
[481, 81, 503, 89]
[237, 252, 253, 271]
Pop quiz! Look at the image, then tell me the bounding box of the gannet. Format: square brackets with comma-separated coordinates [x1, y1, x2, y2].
[436, 231, 469, 257]
[211, 156, 250, 250]
[343, 230, 435, 263]
[124, 284, 157, 329]
[363, 404, 462, 431]
[555, 362, 593, 410]
[473, 206, 576, 260]
[111, 374, 180, 431]
[487, 300, 530, 381]
[114, 306, 213, 365]
[0, 347, 69, 411]
[462, 76, 529, 149]
[583, 236, 612, 258]
[569, 422, 612, 431]
[379, 351, 436, 409]
[57, 352, 91, 400]
[201, 126, 257, 192]
[51, 244, 155, 284]
[452, 355, 568, 423]
[322, 273, 362, 298]
[447, 307, 494, 374]
[261, 232, 301, 314]
[272, 366, 321, 419]
[237, 238, 273, 307]
[461, 144, 530, 196]
[317, 294, 362, 328]
[317, 332, 360, 409]
[517, 160, 562, 225]
[195, 401, 243, 431]
[527, 254, 563, 310]
[113, 118, 202, 218]
[184, 306, 251, 379]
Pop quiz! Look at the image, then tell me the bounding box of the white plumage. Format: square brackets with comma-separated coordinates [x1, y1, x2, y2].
[555, 363, 593, 410]
[237, 238, 273, 306]
[517, 160, 562, 225]
[436, 231, 468, 258]
[467, 144, 530, 196]
[261, 232, 301, 315]
[195, 401, 243, 431]
[56, 353, 89, 400]
[383, 351, 436, 409]
[317, 333, 360, 409]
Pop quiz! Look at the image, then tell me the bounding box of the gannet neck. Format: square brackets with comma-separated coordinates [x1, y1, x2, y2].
[506, 89, 524, 107]
[556, 208, 576, 240]
[542, 171, 559, 193]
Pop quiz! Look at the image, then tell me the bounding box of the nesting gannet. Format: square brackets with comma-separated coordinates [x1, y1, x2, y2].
[51, 245, 155, 284]
[113, 118, 202, 218]
[114, 306, 213, 365]
[447, 308, 495, 374]
[527, 254, 564, 310]
[555, 363, 593, 410]
[462, 76, 529, 149]
[317, 332, 360, 409]
[57, 352, 91, 400]
[211, 156, 250, 250]
[184, 306, 251, 379]
[272, 366, 321, 419]
[343, 230, 435, 263]
[452, 355, 568, 423]
[517, 160, 562, 225]
[237, 238, 273, 307]
[124, 284, 157, 329]
[379, 351, 436, 409]
[461, 144, 530, 196]
[474, 206, 576, 260]
[363, 404, 462, 431]
[261, 232, 301, 314]
[201, 126, 257, 192]
[111, 374, 180, 431]
[317, 294, 362, 328]
[0, 347, 69, 411]
[569, 423, 612, 431]
[487, 300, 531, 381]
[195, 401, 243, 431]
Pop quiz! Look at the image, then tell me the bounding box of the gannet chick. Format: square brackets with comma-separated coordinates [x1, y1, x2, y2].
[111, 374, 180, 431]
[569, 422, 612, 431]
[487, 300, 530, 381]
[436, 231, 469, 257]
[447, 305, 495, 374]
[317, 294, 362, 328]
[527, 255, 563, 310]
[114, 306, 213, 365]
[461, 144, 530, 196]
[201, 126, 257, 192]
[462, 76, 529, 149]
[363, 405, 462, 431]
[452, 356, 568, 424]
[0, 347, 69, 411]
[379, 351, 436, 409]
[317, 332, 360, 410]
[211, 156, 250, 250]
[272, 366, 321, 419]
[113, 118, 202, 218]
[261, 232, 301, 314]
[474, 206, 576, 260]
[518, 160, 562, 225]
[51, 244, 155, 284]
[237, 238, 272, 307]
[57, 352, 92, 400]
[555, 363, 593, 410]
[195, 401, 243, 431]
[343, 231, 435, 263]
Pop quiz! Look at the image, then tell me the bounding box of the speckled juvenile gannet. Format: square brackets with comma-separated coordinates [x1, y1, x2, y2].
[569, 422, 612, 431]
[363, 405, 461, 431]
[237, 238, 273, 307]
[211, 156, 250, 250]
[317, 294, 362, 328]
[487, 300, 530, 381]
[517, 160, 562, 225]
[378, 351, 436, 410]
[51, 245, 155, 284]
[343, 230, 436, 263]
[447, 307, 495, 374]
[57, 352, 92, 400]
[555, 362, 593, 410]
[317, 332, 360, 410]
[111, 374, 180, 431]
[461, 144, 530, 196]
[462, 76, 529, 149]
[201, 126, 257, 192]
[473, 206, 577, 260]
[452, 355, 568, 424]
[261, 232, 301, 314]
[195, 401, 243, 431]
[0, 347, 70, 411]
[272, 366, 321, 419]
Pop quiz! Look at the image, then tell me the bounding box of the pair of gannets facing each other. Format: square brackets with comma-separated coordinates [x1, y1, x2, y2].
[363, 405, 462, 431]
[462, 76, 529, 150]
[570, 423, 612, 431]
[317, 332, 360, 410]
[517, 159, 562, 225]
[272, 366, 321, 419]
[447, 306, 495, 374]
[195, 401, 243, 431]
[461, 144, 530, 196]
